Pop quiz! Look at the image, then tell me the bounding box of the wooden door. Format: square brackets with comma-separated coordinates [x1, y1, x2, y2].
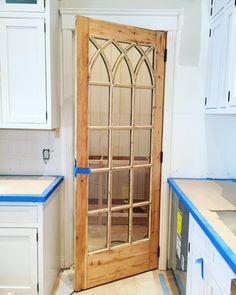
[75, 16, 166, 291]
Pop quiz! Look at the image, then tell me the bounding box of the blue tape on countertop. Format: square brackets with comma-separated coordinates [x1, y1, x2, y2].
[0, 175, 64, 203]
[168, 178, 236, 275]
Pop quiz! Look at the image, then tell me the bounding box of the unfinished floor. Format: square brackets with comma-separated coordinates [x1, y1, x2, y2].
[55, 269, 179, 295]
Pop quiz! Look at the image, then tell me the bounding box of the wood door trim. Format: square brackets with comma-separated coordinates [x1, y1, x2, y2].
[149, 31, 166, 268]
[75, 16, 89, 291]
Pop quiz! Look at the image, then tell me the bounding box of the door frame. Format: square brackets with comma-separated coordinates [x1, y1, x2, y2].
[60, 7, 183, 270]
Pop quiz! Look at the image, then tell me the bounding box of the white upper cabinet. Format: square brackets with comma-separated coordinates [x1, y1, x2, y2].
[211, 0, 227, 17]
[206, 11, 225, 109]
[224, 3, 236, 107]
[0, 18, 47, 124]
[0, 0, 45, 13]
[206, 1, 236, 114]
[0, 0, 59, 129]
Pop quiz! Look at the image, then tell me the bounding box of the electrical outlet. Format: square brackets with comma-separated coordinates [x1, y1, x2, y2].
[42, 149, 50, 162]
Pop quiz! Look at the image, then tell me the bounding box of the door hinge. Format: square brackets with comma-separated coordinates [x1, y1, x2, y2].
[44, 0, 46, 7]
[158, 246, 160, 257]
[164, 48, 167, 62]
[210, 7, 213, 16]
[37, 282, 39, 293]
[228, 91, 231, 102]
[209, 29, 211, 37]
[211, 0, 213, 5]
[205, 97, 207, 105]
[188, 242, 191, 253]
[36, 232, 38, 242]
[46, 111, 48, 121]
[44, 22, 46, 32]
[160, 151, 163, 163]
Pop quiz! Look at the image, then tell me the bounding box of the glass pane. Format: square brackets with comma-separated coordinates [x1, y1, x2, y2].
[88, 172, 108, 211]
[111, 209, 129, 247]
[103, 42, 121, 70]
[90, 54, 109, 82]
[136, 61, 152, 86]
[135, 89, 153, 126]
[132, 205, 149, 242]
[6, 0, 37, 3]
[111, 170, 130, 207]
[88, 213, 108, 252]
[133, 167, 150, 203]
[112, 130, 131, 167]
[126, 46, 142, 71]
[112, 88, 132, 126]
[89, 86, 109, 126]
[89, 130, 109, 169]
[134, 129, 151, 165]
[89, 40, 97, 63]
[114, 58, 131, 85]
[147, 48, 155, 69]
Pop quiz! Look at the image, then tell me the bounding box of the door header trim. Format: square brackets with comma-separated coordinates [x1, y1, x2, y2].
[60, 8, 183, 31]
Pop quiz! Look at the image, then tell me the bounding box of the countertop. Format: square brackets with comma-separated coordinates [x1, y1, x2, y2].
[0, 175, 64, 202]
[168, 178, 236, 274]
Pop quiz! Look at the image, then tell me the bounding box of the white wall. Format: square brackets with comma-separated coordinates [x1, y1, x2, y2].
[205, 115, 236, 178]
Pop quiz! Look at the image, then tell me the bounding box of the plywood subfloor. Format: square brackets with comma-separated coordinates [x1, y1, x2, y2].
[72, 270, 179, 295]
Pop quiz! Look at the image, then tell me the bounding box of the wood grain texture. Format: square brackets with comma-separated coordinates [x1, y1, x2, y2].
[89, 18, 158, 46]
[75, 16, 89, 292]
[87, 241, 150, 288]
[149, 31, 166, 269]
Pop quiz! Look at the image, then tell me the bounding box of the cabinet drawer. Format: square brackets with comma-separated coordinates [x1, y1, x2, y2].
[206, 239, 235, 294]
[0, 206, 38, 223]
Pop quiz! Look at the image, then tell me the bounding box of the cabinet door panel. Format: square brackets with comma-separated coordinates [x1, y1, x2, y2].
[206, 273, 224, 295]
[0, 18, 47, 124]
[0, 0, 44, 12]
[0, 228, 38, 295]
[224, 4, 236, 107]
[212, 0, 226, 17]
[186, 216, 206, 295]
[206, 11, 225, 109]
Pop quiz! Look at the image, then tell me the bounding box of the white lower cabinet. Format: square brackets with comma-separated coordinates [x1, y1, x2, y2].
[206, 273, 224, 295]
[186, 215, 235, 295]
[0, 190, 61, 295]
[0, 228, 38, 295]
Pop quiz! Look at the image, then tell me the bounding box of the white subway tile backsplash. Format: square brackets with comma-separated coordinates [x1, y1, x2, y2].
[0, 130, 61, 175]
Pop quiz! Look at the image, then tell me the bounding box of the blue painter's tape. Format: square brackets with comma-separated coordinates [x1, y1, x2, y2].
[159, 273, 170, 295]
[0, 175, 64, 203]
[174, 272, 186, 295]
[74, 167, 91, 175]
[195, 258, 204, 279]
[168, 178, 236, 275]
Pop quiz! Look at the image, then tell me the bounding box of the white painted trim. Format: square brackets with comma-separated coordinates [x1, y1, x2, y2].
[60, 8, 183, 31]
[60, 8, 182, 270]
[60, 28, 75, 267]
